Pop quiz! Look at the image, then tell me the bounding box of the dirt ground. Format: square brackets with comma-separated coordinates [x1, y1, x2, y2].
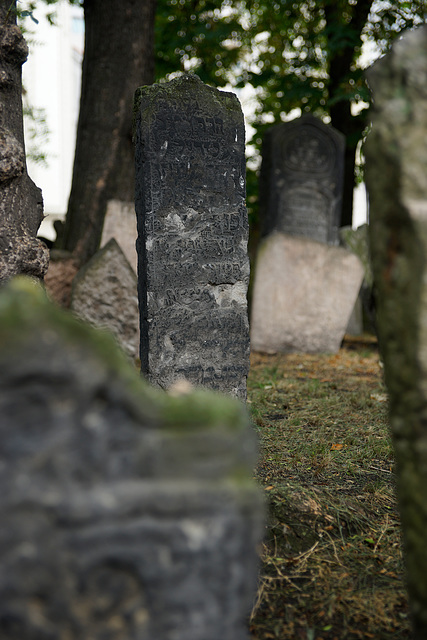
[247, 337, 411, 640]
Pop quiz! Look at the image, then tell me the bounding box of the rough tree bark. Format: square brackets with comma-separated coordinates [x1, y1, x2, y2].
[0, 0, 49, 284]
[59, 0, 156, 267]
[324, 0, 373, 228]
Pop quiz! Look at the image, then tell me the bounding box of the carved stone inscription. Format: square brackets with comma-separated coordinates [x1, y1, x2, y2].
[134, 75, 250, 399]
[259, 114, 345, 244]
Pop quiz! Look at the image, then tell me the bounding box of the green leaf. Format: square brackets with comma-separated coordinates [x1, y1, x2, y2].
[21, 10, 39, 24]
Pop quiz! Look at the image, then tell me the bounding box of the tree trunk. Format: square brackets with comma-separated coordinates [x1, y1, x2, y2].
[329, 100, 362, 228]
[325, 0, 373, 228]
[0, 1, 49, 283]
[60, 0, 156, 267]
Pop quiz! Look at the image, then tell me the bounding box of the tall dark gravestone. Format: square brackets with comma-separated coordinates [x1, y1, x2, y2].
[134, 75, 250, 400]
[259, 114, 345, 244]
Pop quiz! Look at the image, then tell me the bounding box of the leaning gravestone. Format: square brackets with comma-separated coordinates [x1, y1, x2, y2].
[101, 199, 137, 273]
[134, 74, 250, 400]
[70, 239, 139, 360]
[250, 232, 364, 353]
[364, 25, 427, 639]
[0, 276, 263, 640]
[259, 114, 345, 244]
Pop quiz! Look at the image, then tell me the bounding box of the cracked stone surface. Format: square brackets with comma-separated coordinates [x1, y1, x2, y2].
[134, 75, 250, 400]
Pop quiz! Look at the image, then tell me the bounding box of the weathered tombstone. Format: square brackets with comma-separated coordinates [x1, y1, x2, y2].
[101, 199, 137, 273]
[345, 291, 363, 337]
[364, 25, 427, 640]
[71, 238, 139, 360]
[0, 276, 264, 640]
[134, 74, 250, 400]
[340, 224, 376, 335]
[339, 225, 372, 285]
[0, 6, 49, 284]
[250, 232, 364, 353]
[259, 114, 345, 244]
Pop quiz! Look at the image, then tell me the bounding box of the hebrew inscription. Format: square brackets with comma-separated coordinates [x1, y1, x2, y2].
[134, 75, 250, 399]
[259, 114, 345, 244]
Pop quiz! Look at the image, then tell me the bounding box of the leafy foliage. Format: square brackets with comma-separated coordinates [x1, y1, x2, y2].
[155, 0, 246, 84]
[155, 0, 426, 120]
[22, 102, 50, 166]
[155, 0, 427, 224]
[16, 0, 82, 26]
[18, 0, 427, 225]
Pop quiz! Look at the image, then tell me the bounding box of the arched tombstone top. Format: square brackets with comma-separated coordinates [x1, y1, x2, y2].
[259, 114, 345, 245]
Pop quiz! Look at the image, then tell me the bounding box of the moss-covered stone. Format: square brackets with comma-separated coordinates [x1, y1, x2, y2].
[0, 275, 251, 437]
[365, 25, 427, 640]
[0, 275, 264, 639]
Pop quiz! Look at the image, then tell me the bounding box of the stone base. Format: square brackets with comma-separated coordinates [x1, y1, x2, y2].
[250, 232, 364, 353]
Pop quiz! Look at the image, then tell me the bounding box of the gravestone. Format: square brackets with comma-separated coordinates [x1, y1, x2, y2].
[70, 239, 139, 360]
[0, 276, 264, 640]
[259, 114, 345, 244]
[250, 232, 364, 353]
[340, 224, 376, 334]
[364, 25, 427, 639]
[134, 74, 250, 400]
[101, 199, 137, 273]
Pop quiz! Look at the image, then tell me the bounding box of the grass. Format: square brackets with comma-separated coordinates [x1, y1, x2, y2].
[247, 338, 411, 640]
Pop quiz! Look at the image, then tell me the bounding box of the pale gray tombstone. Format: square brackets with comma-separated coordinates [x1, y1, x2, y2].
[250, 232, 364, 353]
[340, 224, 375, 335]
[0, 276, 264, 640]
[365, 25, 427, 639]
[101, 199, 137, 273]
[134, 74, 250, 400]
[71, 238, 139, 360]
[259, 114, 345, 245]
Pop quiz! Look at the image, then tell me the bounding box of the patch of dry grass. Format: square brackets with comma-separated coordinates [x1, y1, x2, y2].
[248, 339, 410, 640]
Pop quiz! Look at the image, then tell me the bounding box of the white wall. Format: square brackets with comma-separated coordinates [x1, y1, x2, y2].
[22, 0, 84, 240]
[353, 183, 368, 228]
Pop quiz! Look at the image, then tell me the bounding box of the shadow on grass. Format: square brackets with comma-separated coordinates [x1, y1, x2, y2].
[248, 339, 411, 640]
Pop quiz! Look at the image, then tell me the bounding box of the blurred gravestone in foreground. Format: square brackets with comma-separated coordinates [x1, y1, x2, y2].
[134, 74, 250, 400]
[365, 25, 427, 640]
[0, 277, 263, 640]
